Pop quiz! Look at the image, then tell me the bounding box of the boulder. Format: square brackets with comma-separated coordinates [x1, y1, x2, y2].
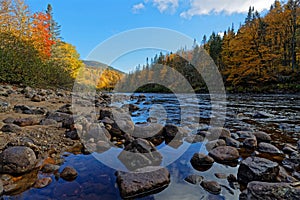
[200, 180, 221, 195]
[241, 181, 300, 200]
[118, 138, 162, 171]
[237, 157, 279, 184]
[46, 111, 72, 123]
[208, 146, 239, 163]
[1, 124, 22, 132]
[190, 153, 214, 171]
[116, 166, 170, 199]
[34, 177, 52, 189]
[133, 123, 164, 139]
[258, 142, 281, 154]
[13, 118, 39, 127]
[253, 131, 272, 143]
[60, 166, 78, 181]
[205, 139, 226, 151]
[163, 124, 179, 140]
[208, 127, 231, 139]
[0, 146, 37, 174]
[243, 137, 257, 149]
[225, 137, 240, 148]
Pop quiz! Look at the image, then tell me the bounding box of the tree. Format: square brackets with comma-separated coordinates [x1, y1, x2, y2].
[46, 4, 61, 40]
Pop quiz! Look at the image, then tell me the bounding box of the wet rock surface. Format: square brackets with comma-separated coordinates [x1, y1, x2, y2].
[116, 166, 170, 199]
[237, 157, 279, 184]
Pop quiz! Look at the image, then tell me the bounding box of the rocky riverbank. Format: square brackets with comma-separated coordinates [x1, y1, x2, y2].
[0, 83, 300, 199]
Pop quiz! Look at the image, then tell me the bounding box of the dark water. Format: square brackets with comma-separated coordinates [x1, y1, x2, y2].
[7, 93, 300, 200]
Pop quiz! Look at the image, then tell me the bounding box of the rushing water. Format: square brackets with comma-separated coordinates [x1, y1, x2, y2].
[8, 93, 300, 200]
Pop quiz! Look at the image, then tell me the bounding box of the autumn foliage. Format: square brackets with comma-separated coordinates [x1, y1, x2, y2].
[0, 0, 83, 88]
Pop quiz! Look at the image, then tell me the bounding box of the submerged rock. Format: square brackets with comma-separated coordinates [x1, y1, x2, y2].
[200, 180, 221, 195]
[34, 177, 52, 189]
[60, 166, 78, 181]
[237, 157, 279, 184]
[253, 131, 272, 143]
[116, 166, 170, 199]
[0, 146, 37, 174]
[190, 153, 214, 171]
[184, 174, 203, 184]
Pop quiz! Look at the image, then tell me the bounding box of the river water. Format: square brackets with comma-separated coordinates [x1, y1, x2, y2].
[8, 93, 300, 200]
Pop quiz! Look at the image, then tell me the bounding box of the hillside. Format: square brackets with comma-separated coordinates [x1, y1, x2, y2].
[76, 60, 125, 90]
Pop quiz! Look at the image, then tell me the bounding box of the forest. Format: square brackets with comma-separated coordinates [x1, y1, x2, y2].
[119, 0, 300, 93]
[0, 0, 122, 90]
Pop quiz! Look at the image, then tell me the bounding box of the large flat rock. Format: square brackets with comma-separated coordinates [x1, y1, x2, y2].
[237, 157, 279, 184]
[116, 166, 170, 199]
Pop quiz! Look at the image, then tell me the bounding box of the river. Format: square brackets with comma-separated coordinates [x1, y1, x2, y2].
[8, 93, 300, 200]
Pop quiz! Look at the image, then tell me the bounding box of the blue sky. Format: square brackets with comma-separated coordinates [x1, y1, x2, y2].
[25, 0, 277, 72]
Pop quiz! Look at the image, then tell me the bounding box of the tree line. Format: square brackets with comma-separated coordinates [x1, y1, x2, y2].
[119, 0, 300, 93]
[0, 0, 83, 88]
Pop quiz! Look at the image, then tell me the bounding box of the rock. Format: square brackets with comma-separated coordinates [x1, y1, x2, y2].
[297, 140, 300, 153]
[253, 131, 272, 143]
[227, 174, 237, 182]
[128, 104, 140, 112]
[200, 180, 221, 195]
[215, 173, 227, 179]
[163, 124, 179, 140]
[13, 118, 39, 127]
[133, 123, 164, 139]
[184, 174, 203, 184]
[60, 166, 78, 181]
[205, 139, 226, 151]
[57, 104, 73, 114]
[99, 108, 113, 120]
[3, 117, 15, 124]
[277, 166, 298, 183]
[118, 138, 162, 171]
[34, 177, 52, 189]
[116, 166, 170, 199]
[31, 95, 43, 102]
[208, 127, 231, 139]
[237, 131, 254, 139]
[0, 146, 37, 174]
[190, 153, 214, 171]
[225, 137, 240, 148]
[208, 146, 239, 163]
[0, 101, 10, 112]
[39, 119, 58, 126]
[243, 137, 257, 149]
[258, 142, 281, 154]
[253, 112, 270, 119]
[283, 144, 297, 154]
[46, 111, 72, 123]
[1, 124, 22, 132]
[237, 157, 279, 184]
[42, 164, 60, 173]
[13, 105, 46, 115]
[96, 140, 111, 153]
[292, 171, 300, 180]
[242, 181, 300, 199]
[87, 123, 111, 141]
[65, 130, 79, 140]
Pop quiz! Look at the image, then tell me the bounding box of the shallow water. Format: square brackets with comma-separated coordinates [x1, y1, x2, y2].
[6, 93, 300, 199]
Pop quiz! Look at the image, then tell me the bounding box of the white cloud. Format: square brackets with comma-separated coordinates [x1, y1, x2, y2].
[132, 3, 145, 14]
[180, 0, 275, 18]
[152, 0, 179, 13]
